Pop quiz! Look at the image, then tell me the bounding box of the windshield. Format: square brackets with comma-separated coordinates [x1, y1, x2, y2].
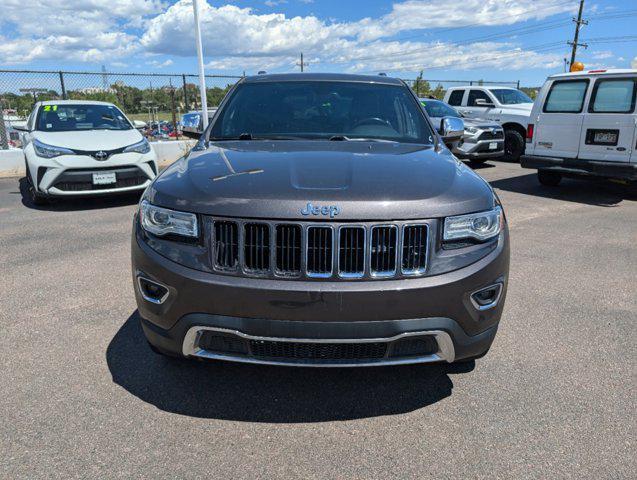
[211, 81, 434, 144]
[36, 104, 132, 132]
[420, 99, 461, 118]
[490, 89, 533, 105]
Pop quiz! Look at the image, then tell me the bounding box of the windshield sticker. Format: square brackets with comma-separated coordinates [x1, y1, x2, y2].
[46, 123, 52, 128]
[43, 105, 58, 111]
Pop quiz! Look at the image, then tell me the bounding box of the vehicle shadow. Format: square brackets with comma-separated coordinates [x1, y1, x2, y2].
[490, 173, 636, 207]
[15, 177, 141, 211]
[106, 312, 474, 423]
[464, 160, 496, 170]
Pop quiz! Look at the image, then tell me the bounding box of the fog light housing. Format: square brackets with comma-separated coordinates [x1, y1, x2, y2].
[470, 283, 503, 310]
[137, 277, 169, 304]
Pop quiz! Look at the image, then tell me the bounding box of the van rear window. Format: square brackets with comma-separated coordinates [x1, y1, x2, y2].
[589, 79, 636, 114]
[543, 80, 589, 113]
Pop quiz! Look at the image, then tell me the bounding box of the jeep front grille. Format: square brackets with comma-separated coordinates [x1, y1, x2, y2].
[209, 218, 430, 280]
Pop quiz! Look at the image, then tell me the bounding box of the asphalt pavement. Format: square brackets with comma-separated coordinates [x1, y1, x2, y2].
[1, 162, 635, 479]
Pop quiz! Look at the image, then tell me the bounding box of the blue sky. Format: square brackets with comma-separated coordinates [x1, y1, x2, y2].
[0, 0, 635, 86]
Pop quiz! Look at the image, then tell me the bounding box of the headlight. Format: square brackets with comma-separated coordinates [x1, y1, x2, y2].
[464, 126, 478, 135]
[443, 206, 503, 242]
[33, 139, 74, 158]
[140, 200, 198, 238]
[123, 138, 151, 154]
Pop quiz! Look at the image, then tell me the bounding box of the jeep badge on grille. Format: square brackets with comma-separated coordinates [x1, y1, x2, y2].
[300, 202, 341, 218]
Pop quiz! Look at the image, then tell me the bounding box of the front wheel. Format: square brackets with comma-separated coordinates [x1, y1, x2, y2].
[503, 129, 525, 162]
[28, 181, 49, 205]
[538, 170, 562, 186]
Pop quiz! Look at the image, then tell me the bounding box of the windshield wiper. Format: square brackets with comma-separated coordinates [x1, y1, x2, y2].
[328, 135, 397, 143]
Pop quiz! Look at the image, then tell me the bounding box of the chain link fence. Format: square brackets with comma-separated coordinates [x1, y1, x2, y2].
[0, 69, 243, 148]
[0, 69, 521, 149]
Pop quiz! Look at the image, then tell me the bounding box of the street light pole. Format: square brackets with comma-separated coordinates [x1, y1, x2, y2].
[192, 0, 209, 130]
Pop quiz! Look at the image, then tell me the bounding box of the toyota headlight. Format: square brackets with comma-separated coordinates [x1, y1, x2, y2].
[140, 200, 198, 238]
[123, 138, 151, 154]
[443, 206, 503, 242]
[33, 139, 74, 158]
[464, 126, 478, 135]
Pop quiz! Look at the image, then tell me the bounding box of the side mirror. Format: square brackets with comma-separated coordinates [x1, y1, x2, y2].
[440, 117, 464, 143]
[133, 120, 147, 129]
[475, 98, 494, 108]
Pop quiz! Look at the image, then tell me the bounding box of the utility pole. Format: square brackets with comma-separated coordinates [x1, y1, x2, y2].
[568, 0, 588, 67]
[296, 53, 309, 72]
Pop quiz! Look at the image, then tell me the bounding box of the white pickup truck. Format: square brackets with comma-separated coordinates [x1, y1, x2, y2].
[443, 86, 533, 161]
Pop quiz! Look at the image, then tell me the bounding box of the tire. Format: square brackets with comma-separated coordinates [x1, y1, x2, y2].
[503, 129, 525, 162]
[537, 170, 562, 186]
[26, 174, 49, 205]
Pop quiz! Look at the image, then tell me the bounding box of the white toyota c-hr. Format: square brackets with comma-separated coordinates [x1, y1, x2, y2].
[18, 100, 158, 205]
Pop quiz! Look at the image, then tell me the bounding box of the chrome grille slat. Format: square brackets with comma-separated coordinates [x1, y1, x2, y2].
[276, 224, 302, 275]
[306, 226, 333, 277]
[244, 223, 270, 273]
[338, 226, 365, 278]
[370, 225, 398, 277]
[210, 218, 428, 280]
[402, 224, 428, 275]
[213, 221, 239, 270]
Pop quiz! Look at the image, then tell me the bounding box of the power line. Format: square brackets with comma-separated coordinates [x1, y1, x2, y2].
[387, 0, 578, 44]
[334, 6, 637, 68]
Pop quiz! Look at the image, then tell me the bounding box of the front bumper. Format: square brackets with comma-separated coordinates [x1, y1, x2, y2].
[30, 152, 157, 197]
[132, 224, 509, 366]
[454, 139, 504, 159]
[521, 155, 637, 181]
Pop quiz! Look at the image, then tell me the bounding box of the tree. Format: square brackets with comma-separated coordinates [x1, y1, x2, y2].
[430, 84, 445, 100]
[412, 70, 431, 98]
[520, 87, 540, 100]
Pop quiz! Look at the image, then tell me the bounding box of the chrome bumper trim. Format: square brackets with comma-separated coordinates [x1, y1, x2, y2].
[182, 326, 455, 367]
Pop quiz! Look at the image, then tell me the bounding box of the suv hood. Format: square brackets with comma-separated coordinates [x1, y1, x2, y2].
[33, 129, 142, 151]
[148, 141, 495, 220]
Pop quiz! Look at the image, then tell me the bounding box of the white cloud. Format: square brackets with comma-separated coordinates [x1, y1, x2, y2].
[0, 0, 573, 74]
[347, 0, 577, 41]
[147, 59, 174, 68]
[141, 0, 565, 74]
[591, 51, 613, 60]
[0, 0, 165, 64]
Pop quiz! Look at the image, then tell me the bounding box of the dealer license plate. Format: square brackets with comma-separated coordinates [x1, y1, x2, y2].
[92, 172, 117, 185]
[594, 132, 617, 144]
[489, 142, 498, 150]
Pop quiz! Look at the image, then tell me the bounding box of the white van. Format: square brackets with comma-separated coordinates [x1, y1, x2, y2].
[521, 69, 637, 185]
